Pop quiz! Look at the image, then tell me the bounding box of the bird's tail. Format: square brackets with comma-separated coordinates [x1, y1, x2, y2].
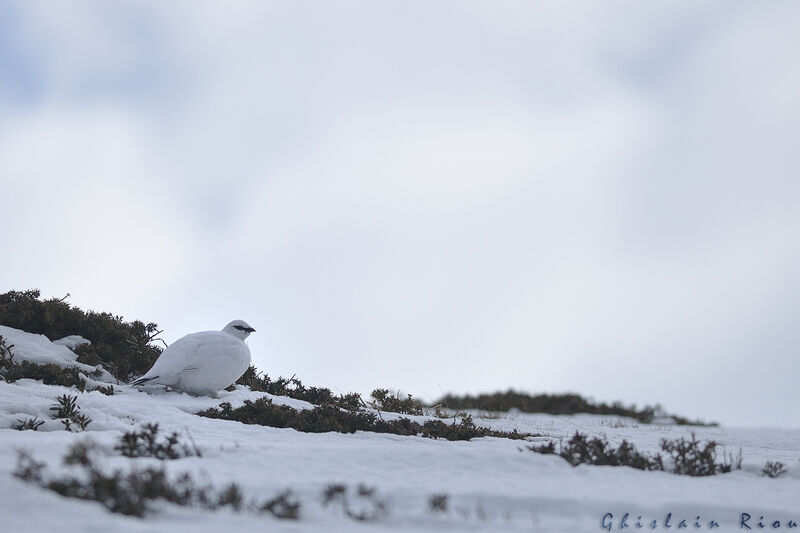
[132, 375, 159, 386]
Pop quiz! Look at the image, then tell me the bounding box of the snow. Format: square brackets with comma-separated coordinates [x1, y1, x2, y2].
[0, 326, 798, 532]
[1, 326, 92, 369]
[52, 335, 91, 350]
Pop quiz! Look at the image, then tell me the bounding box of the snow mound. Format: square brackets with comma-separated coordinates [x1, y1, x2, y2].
[0, 326, 114, 384]
[52, 335, 92, 350]
[1, 326, 93, 369]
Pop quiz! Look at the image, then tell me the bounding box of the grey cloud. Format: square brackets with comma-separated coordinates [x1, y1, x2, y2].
[1, 1, 799, 426]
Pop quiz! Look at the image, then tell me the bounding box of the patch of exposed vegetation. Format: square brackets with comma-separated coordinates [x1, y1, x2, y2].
[116, 423, 201, 460]
[423, 413, 529, 440]
[661, 433, 741, 476]
[437, 390, 717, 426]
[14, 451, 46, 483]
[50, 394, 92, 432]
[0, 335, 12, 367]
[528, 432, 741, 476]
[529, 433, 663, 471]
[215, 483, 244, 510]
[12, 417, 45, 431]
[369, 388, 423, 415]
[429, 493, 449, 513]
[259, 490, 301, 520]
[761, 461, 787, 478]
[197, 397, 530, 441]
[3, 359, 99, 391]
[0, 290, 162, 381]
[235, 365, 363, 410]
[236, 368, 426, 416]
[322, 483, 389, 522]
[14, 443, 301, 519]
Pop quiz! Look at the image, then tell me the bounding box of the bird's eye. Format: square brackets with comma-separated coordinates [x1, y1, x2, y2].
[233, 325, 245, 330]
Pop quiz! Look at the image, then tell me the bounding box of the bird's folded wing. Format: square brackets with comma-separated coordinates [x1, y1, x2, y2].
[151, 332, 243, 380]
[189, 336, 247, 365]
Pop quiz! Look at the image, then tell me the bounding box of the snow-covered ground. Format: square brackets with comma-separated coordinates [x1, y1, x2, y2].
[1, 326, 798, 532]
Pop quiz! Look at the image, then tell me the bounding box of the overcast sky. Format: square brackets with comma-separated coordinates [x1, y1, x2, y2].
[1, 1, 799, 427]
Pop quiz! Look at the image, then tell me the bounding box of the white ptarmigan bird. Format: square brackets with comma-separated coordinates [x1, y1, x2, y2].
[132, 320, 255, 395]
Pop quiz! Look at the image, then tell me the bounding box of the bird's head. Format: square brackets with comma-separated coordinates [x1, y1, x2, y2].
[223, 319, 256, 340]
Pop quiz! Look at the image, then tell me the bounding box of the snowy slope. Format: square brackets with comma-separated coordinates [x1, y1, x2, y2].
[0, 325, 99, 373]
[0, 326, 798, 532]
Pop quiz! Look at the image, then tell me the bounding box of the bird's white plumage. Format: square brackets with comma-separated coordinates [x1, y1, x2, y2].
[134, 320, 254, 395]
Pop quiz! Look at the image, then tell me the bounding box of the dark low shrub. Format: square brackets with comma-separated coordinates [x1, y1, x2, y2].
[95, 384, 115, 395]
[116, 423, 200, 459]
[50, 394, 92, 432]
[322, 483, 388, 522]
[235, 366, 363, 411]
[197, 397, 531, 441]
[12, 417, 45, 431]
[429, 494, 449, 513]
[199, 398, 379, 433]
[370, 388, 423, 415]
[0, 335, 12, 367]
[258, 490, 301, 520]
[16, 443, 232, 517]
[529, 432, 663, 471]
[421, 414, 526, 440]
[660, 433, 739, 476]
[216, 483, 244, 511]
[14, 451, 45, 483]
[3, 359, 99, 390]
[436, 390, 717, 426]
[14, 443, 302, 519]
[762, 461, 787, 478]
[0, 290, 162, 381]
[528, 432, 740, 476]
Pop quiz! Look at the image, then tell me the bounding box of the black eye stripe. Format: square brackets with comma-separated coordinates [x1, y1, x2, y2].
[234, 325, 245, 330]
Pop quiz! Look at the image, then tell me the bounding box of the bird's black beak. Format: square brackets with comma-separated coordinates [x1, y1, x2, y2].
[246, 327, 256, 333]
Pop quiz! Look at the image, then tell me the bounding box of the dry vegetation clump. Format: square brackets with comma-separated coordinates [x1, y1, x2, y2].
[116, 423, 201, 460]
[198, 397, 531, 441]
[437, 390, 717, 426]
[14, 443, 301, 519]
[235, 366, 363, 411]
[529, 432, 742, 476]
[0, 290, 162, 381]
